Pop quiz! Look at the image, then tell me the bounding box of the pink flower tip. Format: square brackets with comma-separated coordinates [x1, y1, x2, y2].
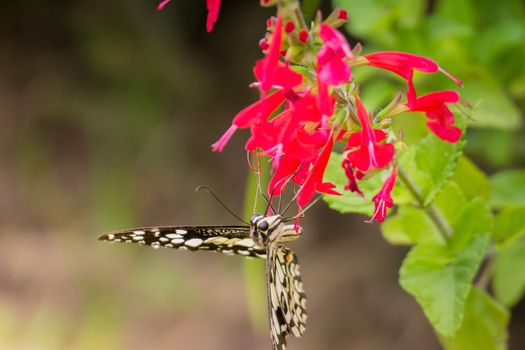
[438, 67, 463, 87]
[338, 9, 348, 20]
[157, 0, 171, 11]
[212, 125, 238, 152]
[367, 167, 397, 223]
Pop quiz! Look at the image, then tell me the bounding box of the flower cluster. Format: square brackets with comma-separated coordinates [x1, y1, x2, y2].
[162, 1, 462, 223]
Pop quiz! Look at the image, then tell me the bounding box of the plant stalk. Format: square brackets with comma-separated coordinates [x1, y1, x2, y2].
[397, 166, 452, 240]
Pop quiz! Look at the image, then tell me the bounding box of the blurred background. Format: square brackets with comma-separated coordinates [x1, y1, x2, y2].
[0, 0, 524, 349]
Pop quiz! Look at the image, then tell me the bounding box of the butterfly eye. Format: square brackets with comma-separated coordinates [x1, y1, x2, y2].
[250, 214, 260, 224]
[257, 220, 269, 231]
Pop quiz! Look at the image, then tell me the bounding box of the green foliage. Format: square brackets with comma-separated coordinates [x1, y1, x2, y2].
[493, 236, 525, 307]
[493, 205, 525, 246]
[335, 0, 525, 167]
[334, 0, 524, 130]
[399, 198, 492, 336]
[451, 157, 491, 201]
[397, 134, 465, 205]
[400, 233, 489, 336]
[381, 206, 443, 245]
[323, 152, 384, 216]
[324, 1, 525, 348]
[440, 288, 509, 350]
[490, 170, 525, 209]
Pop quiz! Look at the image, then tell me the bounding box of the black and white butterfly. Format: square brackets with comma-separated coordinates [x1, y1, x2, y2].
[98, 214, 307, 350]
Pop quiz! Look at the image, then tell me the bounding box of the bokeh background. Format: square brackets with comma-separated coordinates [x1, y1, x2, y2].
[1, 0, 524, 349]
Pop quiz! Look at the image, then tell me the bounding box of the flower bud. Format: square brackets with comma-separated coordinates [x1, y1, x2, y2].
[285, 20, 296, 33]
[298, 29, 309, 43]
[324, 8, 348, 28]
[259, 37, 270, 51]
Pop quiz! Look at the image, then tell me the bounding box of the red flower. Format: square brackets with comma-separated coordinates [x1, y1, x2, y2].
[345, 98, 394, 172]
[212, 90, 286, 152]
[363, 51, 462, 104]
[246, 92, 325, 167]
[254, 17, 302, 92]
[268, 155, 301, 196]
[317, 24, 352, 86]
[368, 167, 397, 223]
[342, 158, 363, 196]
[157, 0, 221, 33]
[405, 90, 462, 143]
[297, 133, 340, 207]
[316, 78, 336, 118]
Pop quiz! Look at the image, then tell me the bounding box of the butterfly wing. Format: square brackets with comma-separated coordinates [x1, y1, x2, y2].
[267, 244, 307, 350]
[99, 226, 267, 258]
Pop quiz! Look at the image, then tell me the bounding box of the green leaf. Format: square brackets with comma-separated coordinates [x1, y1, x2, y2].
[335, 0, 398, 45]
[322, 152, 384, 216]
[493, 237, 525, 307]
[493, 205, 525, 246]
[490, 169, 525, 209]
[381, 206, 444, 246]
[449, 197, 493, 253]
[433, 181, 468, 228]
[451, 157, 490, 201]
[398, 133, 465, 206]
[440, 288, 509, 350]
[461, 76, 522, 130]
[400, 233, 489, 336]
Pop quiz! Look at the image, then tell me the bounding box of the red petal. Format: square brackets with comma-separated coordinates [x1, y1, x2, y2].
[268, 156, 300, 196]
[345, 131, 362, 149]
[347, 147, 370, 172]
[232, 90, 285, 128]
[272, 65, 303, 90]
[426, 121, 462, 143]
[206, 0, 221, 32]
[364, 51, 438, 79]
[410, 90, 460, 111]
[374, 129, 387, 142]
[373, 143, 395, 169]
[257, 16, 283, 91]
[297, 134, 335, 206]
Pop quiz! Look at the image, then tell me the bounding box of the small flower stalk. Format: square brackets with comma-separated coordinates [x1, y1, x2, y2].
[163, 1, 463, 223]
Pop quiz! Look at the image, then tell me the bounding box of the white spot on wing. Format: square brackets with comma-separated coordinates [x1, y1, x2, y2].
[235, 238, 255, 248]
[184, 238, 203, 248]
[133, 230, 145, 235]
[171, 238, 184, 245]
[204, 237, 228, 245]
[176, 229, 187, 234]
[166, 233, 183, 239]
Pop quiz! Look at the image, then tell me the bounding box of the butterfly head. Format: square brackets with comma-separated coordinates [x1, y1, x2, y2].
[249, 214, 284, 246]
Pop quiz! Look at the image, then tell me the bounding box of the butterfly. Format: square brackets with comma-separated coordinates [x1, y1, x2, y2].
[98, 213, 307, 350]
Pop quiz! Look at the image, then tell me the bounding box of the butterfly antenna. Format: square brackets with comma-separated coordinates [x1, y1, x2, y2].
[248, 152, 277, 215]
[284, 195, 322, 223]
[195, 185, 248, 225]
[280, 163, 310, 216]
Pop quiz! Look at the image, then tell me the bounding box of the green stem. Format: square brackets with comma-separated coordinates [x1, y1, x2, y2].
[242, 158, 270, 332]
[476, 248, 496, 291]
[397, 166, 452, 240]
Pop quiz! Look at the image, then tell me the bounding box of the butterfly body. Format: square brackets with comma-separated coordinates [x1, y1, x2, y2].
[99, 214, 307, 350]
